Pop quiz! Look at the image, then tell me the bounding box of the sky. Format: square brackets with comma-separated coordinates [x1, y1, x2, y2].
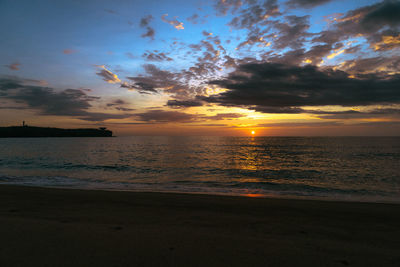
[0, 0, 399, 136]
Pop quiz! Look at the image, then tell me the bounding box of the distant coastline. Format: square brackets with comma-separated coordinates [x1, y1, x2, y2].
[0, 124, 112, 138]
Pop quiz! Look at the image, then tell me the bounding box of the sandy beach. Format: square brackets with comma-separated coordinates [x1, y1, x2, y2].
[0, 185, 399, 267]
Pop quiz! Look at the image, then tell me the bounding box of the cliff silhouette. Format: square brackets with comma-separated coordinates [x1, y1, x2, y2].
[0, 125, 113, 138]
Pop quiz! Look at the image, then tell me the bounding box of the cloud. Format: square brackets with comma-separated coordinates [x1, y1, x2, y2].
[361, 1, 400, 29]
[134, 109, 243, 123]
[161, 14, 184, 30]
[214, 0, 244, 16]
[166, 99, 204, 108]
[76, 112, 132, 121]
[106, 99, 135, 111]
[372, 34, 400, 51]
[187, 13, 208, 24]
[63, 49, 77, 54]
[201, 62, 400, 113]
[227, 0, 280, 29]
[107, 99, 127, 107]
[271, 15, 311, 49]
[142, 51, 173, 61]
[187, 13, 199, 23]
[316, 108, 400, 120]
[202, 113, 244, 120]
[314, 1, 400, 51]
[141, 27, 155, 40]
[4, 62, 20, 71]
[0, 76, 47, 90]
[338, 56, 400, 74]
[236, 28, 272, 50]
[140, 15, 155, 40]
[257, 121, 342, 127]
[95, 65, 121, 83]
[125, 64, 193, 96]
[135, 109, 196, 122]
[0, 77, 132, 121]
[286, 0, 332, 9]
[140, 15, 153, 27]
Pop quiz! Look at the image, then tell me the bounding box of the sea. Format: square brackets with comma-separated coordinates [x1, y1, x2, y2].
[0, 136, 399, 203]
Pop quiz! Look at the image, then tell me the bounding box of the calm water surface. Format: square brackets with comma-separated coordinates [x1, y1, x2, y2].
[0, 136, 399, 202]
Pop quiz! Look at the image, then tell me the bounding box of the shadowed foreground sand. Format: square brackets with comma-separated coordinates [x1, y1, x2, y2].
[0, 185, 399, 267]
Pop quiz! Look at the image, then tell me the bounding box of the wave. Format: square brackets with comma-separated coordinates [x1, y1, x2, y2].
[1, 175, 398, 203]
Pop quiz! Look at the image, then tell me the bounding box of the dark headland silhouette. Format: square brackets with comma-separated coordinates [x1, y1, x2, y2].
[0, 122, 113, 138]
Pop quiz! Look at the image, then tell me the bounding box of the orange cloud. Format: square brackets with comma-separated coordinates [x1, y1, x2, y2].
[373, 35, 400, 51]
[63, 49, 78, 54]
[4, 62, 20, 70]
[95, 65, 121, 84]
[161, 14, 184, 30]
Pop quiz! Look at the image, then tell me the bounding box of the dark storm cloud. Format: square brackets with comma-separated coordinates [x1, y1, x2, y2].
[0, 77, 132, 121]
[0, 106, 28, 110]
[0, 77, 22, 90]
[201, 62, 400, 113]
[352, 121, 400, 127]
[338, 56, 400, 74]
[166, 99, 204, 108]
[316, 108, 400, 120]
[142, 51, 173, 62]
[135, 110, 196, 122]
[0, 77, 48, 90]
[285, 0, 332, 9]
[314, 1, 400, 50]
[361, 0, 400, 30]
[140, 15, 155, 40]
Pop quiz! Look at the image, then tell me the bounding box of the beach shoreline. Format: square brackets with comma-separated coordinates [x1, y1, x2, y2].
[2, 182, 399, 205]
[1, 184, 399, 266]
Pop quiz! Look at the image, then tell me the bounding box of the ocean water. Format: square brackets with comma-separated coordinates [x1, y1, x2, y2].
[0, 136, 399, 202]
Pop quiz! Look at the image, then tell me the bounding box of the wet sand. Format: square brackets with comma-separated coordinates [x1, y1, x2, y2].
[0, 185, 399, 267]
